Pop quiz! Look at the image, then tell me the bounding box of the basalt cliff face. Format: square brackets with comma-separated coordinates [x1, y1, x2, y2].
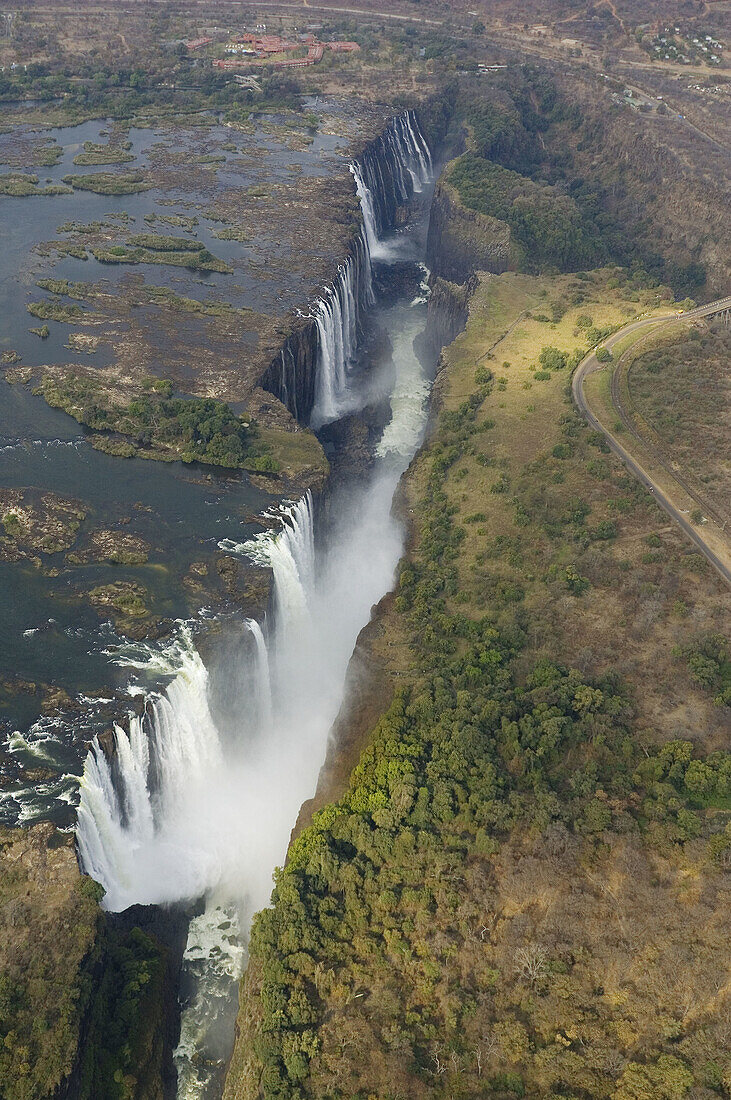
[260, 112, 429, 427]
[427, 177, 514, 284]
[424, 273, 478, 353]
[260, 319, 320, 428]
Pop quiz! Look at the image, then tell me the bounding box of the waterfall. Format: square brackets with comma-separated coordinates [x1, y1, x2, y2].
[310, 235, 372, 428]
[76, 630, 225, 911]
[355, 109, 433, 240]
[309, 110, 432, 428]
[76, 495, 317, 914]
[396, 109, 432, 193]
[311, 286, 347, 428]
[74, 106, 436, 1097]
[245, 619, 272, 730]
[278, 345, 298, 421]
[238, 492, 315, 644]
[262, 110, 432, 428]
[350, 162, 379, 255]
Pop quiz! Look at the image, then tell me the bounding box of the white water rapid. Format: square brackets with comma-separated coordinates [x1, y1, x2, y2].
[75, 108, 435, 1099]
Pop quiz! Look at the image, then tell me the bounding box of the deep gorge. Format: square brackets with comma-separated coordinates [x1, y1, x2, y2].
[72, 106, 450, 1099]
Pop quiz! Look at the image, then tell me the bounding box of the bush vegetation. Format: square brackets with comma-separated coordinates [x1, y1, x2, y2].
[627, 321, 731, 521]
[244, 414, 730, 1093]
[76, 926, 168, 1100]
[449, 153, 600, 272]
[0, 172, 72, 196]
[679, 634, 731, 707]
[27, 299, 86, 322]
[125, 233, 201, 252]
[72, 141, 135, 166]
[0, 828, 168, 1100]
[62, 171, 153, 195]
[91, 238, 231, 272]
[40, 372, 278, 471]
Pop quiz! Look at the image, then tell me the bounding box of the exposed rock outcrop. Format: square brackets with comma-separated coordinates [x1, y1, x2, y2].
[426, 176, 514, 283]
[421, 273, 477, 361]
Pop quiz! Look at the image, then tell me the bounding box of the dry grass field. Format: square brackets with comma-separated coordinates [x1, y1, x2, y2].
[411, 270, 730, 748]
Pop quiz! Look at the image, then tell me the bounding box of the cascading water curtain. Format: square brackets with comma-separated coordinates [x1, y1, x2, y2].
[76, 104, 436, 908]
[77, 494, 317, 912]
[311, 110, 433, 428]
[76, 628, 226, 910]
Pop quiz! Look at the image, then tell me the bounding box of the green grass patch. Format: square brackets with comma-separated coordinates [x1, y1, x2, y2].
[0, 172, 72, 196]
[125, 233, 202, 252]
[72, 141, 136, 166]
[62, 171, 153, 195]
[27, 299, 86, 323]
[214, 225, 251, 242]
[91, 242, 232, 273]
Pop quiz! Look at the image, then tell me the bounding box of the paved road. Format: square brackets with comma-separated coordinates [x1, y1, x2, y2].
[253, 1, 444, 21]
[572, 296, 731, 587]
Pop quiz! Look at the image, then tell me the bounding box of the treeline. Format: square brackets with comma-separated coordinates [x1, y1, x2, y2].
[0, 60, 307, 121]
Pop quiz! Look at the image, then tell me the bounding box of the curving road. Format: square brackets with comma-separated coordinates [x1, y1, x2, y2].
[572, 296, 731, 587]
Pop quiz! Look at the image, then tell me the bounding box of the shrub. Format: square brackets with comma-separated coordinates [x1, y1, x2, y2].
[539, 346, 568, 371]
[591, 519, 618, 540]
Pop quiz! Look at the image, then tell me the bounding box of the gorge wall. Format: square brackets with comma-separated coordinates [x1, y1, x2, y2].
[550, 68, 731, 297]
[260, 108, 434, 427]
[423, 68, 729, 300]
[427, 177, 513, 283]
